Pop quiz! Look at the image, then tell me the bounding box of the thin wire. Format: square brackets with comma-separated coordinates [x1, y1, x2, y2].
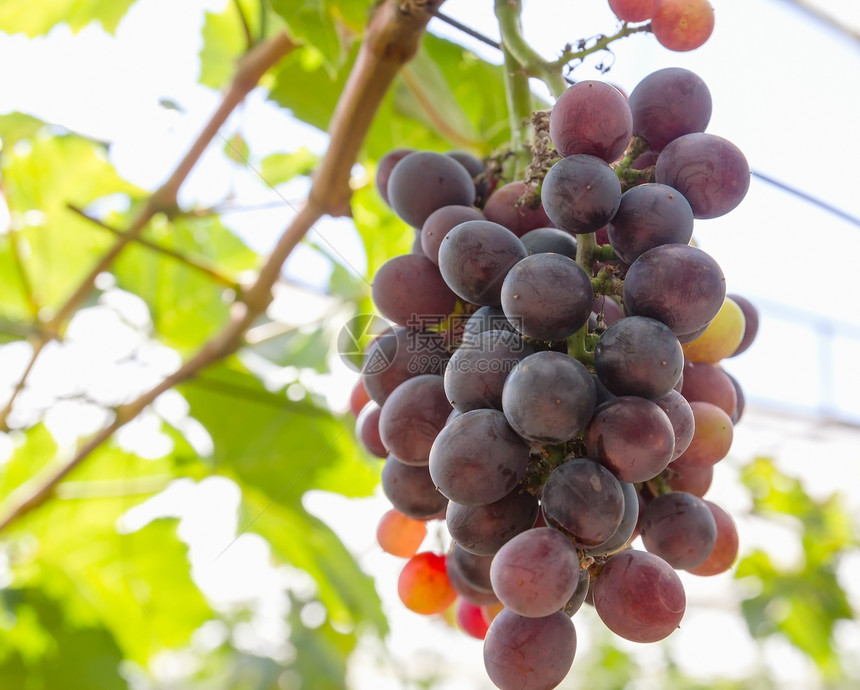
[430, 8, 860, 228]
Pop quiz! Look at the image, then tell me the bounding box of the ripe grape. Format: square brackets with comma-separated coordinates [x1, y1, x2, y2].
[482, 181, 552, 237]
[387, 151, 476, 228]
[483, 610, 577, 690]
[639, 491, 717, 569]
[623, 243, 726, 336]
[381, 455, 448, 520]
[356, 401, 387, 458]
[593, 549, 686, 643]
[677, 401, 734, 466]
[584, 396, 675, 483]
[378, 375, 452, 465]
[550, 80, 633, 163]
[371, 254, 457, 326]
[446, 487, 539, 555]
[666, 456, 714, 497]
[444, 329, 534, 412]
[457, 599, 491, 639]
[461, 306, 517, 342]
[348, 378, 372, 417]
[628, 67, 712, 151]
[651, 0, 715, 52]
[607, 183, 694, 264]
[656, 132, 751, 219]
[501, 253, 594, 341]
[585, 480, 640, 557]
[542, 458, 625, 547]
[438, 220, 528, 306]
[429, 409, 531, 506]
[653, 389, 696, 460]
[376, 148, 414, 204]
[727, 293, 760, 357]
[680, 360, 738, 417]
[541, 154, 623, 233]
[490, 527, 582, 618]
[502, 351, 596, 444]
[520, 227, 578, 258]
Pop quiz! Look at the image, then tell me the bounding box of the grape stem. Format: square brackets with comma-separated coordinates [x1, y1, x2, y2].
[549, 23, 652, 71]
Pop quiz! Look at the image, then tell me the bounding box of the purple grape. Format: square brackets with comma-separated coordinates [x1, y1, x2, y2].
[428, 409, 531, 506]
[371, 254, 457, 326]
[623, 244, 726, 336]
[501, 253, 594, 341]
[482, 181, 552, 237]
[438, 220, 528, 306]
[653, 389, 696, 460]
[378, 375, 452, 465]
[519, 227, 578, 259]
[387, 151, 476, 228]
[639, 491, 717, 569]
[550, 80, 633, 162]
[656, 132, 750, 219]
[420, 205, 484, 264]
[381, 455, 447, 520]
[541, 154, 622, 233]
[585, 480, 640, 557]
[483, 610, 576, 690]
[628, 67, 712, 151]
[446, 488, 539, 556]
[501, 351, 596, 444]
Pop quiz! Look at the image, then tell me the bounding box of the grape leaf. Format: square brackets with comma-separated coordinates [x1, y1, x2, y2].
[0, 0, 138, 36]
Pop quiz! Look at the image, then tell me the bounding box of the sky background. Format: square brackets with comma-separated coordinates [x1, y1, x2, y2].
[1, 1, 859, 687]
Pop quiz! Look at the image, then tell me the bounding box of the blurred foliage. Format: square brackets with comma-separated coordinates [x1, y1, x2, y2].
[0, 1, 857, 689]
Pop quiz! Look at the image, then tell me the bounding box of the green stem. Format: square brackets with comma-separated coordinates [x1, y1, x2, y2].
[566, 231, 598, 366]
[494, 0, 567, 98]
[549, 23, 652, 70]
[499, 48, 532, 179]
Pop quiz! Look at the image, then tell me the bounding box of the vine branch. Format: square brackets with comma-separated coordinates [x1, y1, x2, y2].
[0, 0, 447, 532]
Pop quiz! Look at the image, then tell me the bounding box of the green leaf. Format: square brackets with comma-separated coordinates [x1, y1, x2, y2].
[3, 428, 211, 666]
[270, 0, 374, 72]
[112, 213, 257, 353]
[260, 148, 319, 185]
[243, 489, 387, 636]
[0, 588, 128, 690]
[0, 112, 48, 151]
[179, 358, 377, 502]
[0, 0, 138, 36]
[224, 132, 251, 164]
[0, 133, 144, 318]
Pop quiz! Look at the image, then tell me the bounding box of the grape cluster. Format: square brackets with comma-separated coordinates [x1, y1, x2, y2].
[351, 62, 755, 690]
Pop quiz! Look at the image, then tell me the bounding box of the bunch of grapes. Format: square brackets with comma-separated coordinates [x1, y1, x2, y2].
[349, 43, 755, 690]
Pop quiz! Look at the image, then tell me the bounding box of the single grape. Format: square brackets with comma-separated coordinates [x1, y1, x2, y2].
[653, 389, 696, 460]
[680, 360, 738, 417]
[656, 132, 750, 219]
[676, 401, 734, 466]
[457, 598, 491, 640]
[398, 551, 457, 615]
[550, 80, 633, 163]
[371, 253, 457, 326]
[438, 220, 528, 306]
[348, 378, 372, 417]
[447, 546, 499, 607]
[682, 296, 746, 363]
[447, 150, 489, 203]
[666, 456, 714, 497]
[608, 0, 660, 22]
[594, 316, 684, 399]
[490, 527, 582, 618]
[520, 227, 578, 259]
[376, 508, 427, 558]
[378, 375, 452, 465]
[429, 409, 531, 506]
[361, 327, 449, 405]
[623, 243, 726, 336]
[387, 151, 476, 228]
[483, 610, 577, 690]
[461, 306, 517, 343]
[444, 329, 534, 412]
[651, 0, 715, 52]
[542, 458, 624, 547]
[376, 148, 414, 205]
[562, 569, 591, 617]
[585, 480, 640, 557]
[607, 183, 694, 264]
[381, 455, 448, 520]
[640, 490, 717, 569]
[501, 253, 594, 341]
[726, 293, 760, 357]
[593, 549, 686, 643]
[502, 351, 596, 444]
[482, 181, 552, 237]
[541, 154, 623, 233]
[584, 396, 675, 483]
[356, 401, 387, 458]
[628, 67, 712, 151]
[446, 488, 539, 556]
